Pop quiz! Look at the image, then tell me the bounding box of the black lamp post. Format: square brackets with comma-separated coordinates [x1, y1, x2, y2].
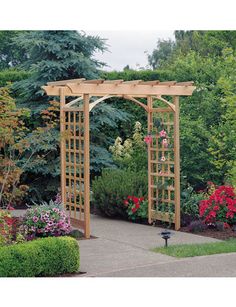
[160, 230, 172, 247]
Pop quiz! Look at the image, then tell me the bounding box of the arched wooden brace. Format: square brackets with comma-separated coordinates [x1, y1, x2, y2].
[88, 95, 148, 112]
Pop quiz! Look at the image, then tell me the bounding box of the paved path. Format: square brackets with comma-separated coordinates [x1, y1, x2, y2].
[12, 210, 236, 276]
[79, 215, 236, 277]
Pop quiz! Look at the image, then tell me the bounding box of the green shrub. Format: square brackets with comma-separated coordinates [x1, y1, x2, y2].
[0, 69, 30, 87]
[0, 236, 80, 277]
[92, 168, 148, 218]
[180, 186, 205, 226]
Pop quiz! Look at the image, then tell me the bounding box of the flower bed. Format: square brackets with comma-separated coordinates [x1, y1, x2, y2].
[20, 203, 71, 239]
[199, 185, 236, 226]
[0, 198, 82, 277]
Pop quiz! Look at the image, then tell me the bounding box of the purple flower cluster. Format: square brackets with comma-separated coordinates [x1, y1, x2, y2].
[21, 204, 71, 240]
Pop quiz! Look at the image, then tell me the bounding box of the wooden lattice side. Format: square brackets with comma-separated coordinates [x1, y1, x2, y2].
[148, 96, 180, 230]
[63, 108, 85, 223]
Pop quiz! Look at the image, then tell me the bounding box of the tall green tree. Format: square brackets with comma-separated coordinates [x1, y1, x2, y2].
[148, 39, 175, 69]
[0, 31, 28, 70]
[146, 31, 236, 187]
[11, 31, 131, 202]
[174, 30, 236, 56]
[13, 30, 107, 112]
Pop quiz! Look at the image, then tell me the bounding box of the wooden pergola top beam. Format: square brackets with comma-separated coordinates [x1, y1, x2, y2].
[42, 78, 196, 97]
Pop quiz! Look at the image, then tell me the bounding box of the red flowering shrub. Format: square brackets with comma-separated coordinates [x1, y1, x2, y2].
[199, 185, 236, 226]
[0, 210, 18, 246]
[123, 196, 148, 221]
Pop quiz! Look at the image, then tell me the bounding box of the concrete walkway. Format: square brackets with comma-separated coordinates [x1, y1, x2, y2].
[79, 215, 236, 277]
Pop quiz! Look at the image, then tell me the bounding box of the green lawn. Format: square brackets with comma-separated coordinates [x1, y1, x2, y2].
[152, 239, 236, 258]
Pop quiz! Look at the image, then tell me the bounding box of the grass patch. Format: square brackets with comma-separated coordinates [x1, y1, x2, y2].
[152, 239, 236, 258]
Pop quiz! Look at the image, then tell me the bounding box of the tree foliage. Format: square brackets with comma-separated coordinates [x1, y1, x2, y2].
[2, 31, 132, 202]
[148, 39, 175, 69]
[104, 32, 236, 187]
[0, 86, 30, 206]
[0, 31, 28, 69]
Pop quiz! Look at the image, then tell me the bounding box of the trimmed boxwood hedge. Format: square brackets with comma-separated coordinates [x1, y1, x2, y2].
[0, 236, 80, 277]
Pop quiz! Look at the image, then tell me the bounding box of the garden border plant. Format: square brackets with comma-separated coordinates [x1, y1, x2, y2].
[0, 236, 80, 277]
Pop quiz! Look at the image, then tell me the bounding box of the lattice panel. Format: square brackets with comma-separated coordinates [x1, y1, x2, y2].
[148, 108, 177, 225]
[62, 109, 86, 225]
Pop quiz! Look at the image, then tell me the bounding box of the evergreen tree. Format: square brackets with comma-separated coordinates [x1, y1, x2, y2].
[0, 31, 28, 69]
[11, 30, 131, 202]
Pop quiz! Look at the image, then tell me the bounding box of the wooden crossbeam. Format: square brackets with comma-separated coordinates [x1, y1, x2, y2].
[158, 81, 177, 86]
[176, 81, 194, 86]
[64, 83, 196, 96]
[47, 78, 85, 86]
[83, 79, 104, 84]
[42, 80, 195, 97]
[123, 80, 142, 85]
[150, 107, 173, 113]
[103, 80, 124, 84]
[139, 80, 160, 85]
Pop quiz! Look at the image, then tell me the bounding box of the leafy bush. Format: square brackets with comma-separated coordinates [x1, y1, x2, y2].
[20, 202, 71, 239]
[199, 185, 236, 225]
[0, 236, 80, 277]
[123, 196, 148, 221]
[109, 121, 147, 172]
[92, 168, 148, 218]
[188, 220, 207, 233]
[180, 186, 206, 225]
[0, 69, 30, 87]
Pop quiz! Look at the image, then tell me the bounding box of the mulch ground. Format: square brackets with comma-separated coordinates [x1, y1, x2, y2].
[152, 219, 236, 241]
[180, 226, 236, 240]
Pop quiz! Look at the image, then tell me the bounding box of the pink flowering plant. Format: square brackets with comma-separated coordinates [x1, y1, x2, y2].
[20, 201, 71, 240]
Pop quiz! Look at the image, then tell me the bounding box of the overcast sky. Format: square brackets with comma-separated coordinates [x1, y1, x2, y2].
[85, 30, 175, 71]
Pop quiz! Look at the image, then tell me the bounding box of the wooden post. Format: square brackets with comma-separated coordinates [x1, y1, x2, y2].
[60, 88, 66, 208]
[83, 94, 90, 238]
[147, 96, 152, 224]
[173, 96, 181, 230]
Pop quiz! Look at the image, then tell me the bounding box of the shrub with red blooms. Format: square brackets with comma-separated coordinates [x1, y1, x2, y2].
[199, 185, 236, 227]
[123, 196, 148, 221]
[0, 209, 18, 246]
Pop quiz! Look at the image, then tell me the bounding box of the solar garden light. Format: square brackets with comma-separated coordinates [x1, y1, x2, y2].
[160, 230, 172, 247]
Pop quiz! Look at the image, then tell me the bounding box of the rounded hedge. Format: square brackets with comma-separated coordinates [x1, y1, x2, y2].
[0, 236, 80, 277]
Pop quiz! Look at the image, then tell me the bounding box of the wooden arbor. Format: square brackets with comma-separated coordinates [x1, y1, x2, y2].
[42, 79, 195, 238]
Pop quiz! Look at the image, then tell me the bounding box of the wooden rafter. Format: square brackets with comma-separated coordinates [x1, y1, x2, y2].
[42, 78, 195, 97]
[47, 78, 85, 86]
